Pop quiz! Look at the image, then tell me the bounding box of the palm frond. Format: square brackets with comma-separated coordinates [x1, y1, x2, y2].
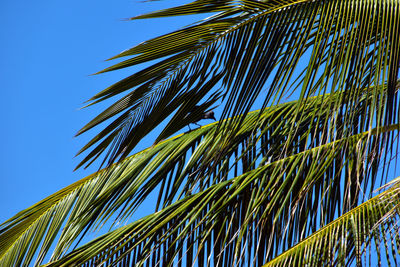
[128, 0, 237, 20]
[58, 85, 399, 261]
[3, 1, 400, 264]
[45, 127, 400, 266]
[3, 84, 396, 266]
[0, 175, 97, 266]
[76, 0, 400, 169]
[265, 180, 400, 266]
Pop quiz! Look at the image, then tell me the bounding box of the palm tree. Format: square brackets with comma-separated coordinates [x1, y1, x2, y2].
[1, 0, 400, 266]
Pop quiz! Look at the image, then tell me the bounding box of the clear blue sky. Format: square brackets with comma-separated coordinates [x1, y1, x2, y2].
[0, 0, 191, 223]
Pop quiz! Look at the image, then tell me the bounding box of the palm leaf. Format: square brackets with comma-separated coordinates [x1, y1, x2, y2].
[76, 0, 400, 169]
[2, 1, 400, 265]
[45, 127, 400, 266]
[0, 175, 96, 266]
[56, 86, 397, 262]
[2, 85, 398, 266]
[264, 179, 400, 266]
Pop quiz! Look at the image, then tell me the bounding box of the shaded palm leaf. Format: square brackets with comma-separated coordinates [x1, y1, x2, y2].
[264, 180, 400, 266]
[76, 0, 400, 169]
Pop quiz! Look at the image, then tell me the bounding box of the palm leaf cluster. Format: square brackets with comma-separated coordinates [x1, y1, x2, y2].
[1, 0, 400, 266]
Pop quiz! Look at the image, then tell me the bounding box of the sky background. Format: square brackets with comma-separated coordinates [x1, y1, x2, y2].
[0, 0, 192, 223]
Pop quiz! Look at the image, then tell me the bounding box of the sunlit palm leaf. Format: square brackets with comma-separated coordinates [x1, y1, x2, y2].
[57, 86, 397, 261]
[45, 126, 399, 266]
[76, 0, 400, 169]
[128, 0, 237, 20]
[3, 94, 396, 266]
[0, 175, 97, 266]
[2, 86, 397, 266]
